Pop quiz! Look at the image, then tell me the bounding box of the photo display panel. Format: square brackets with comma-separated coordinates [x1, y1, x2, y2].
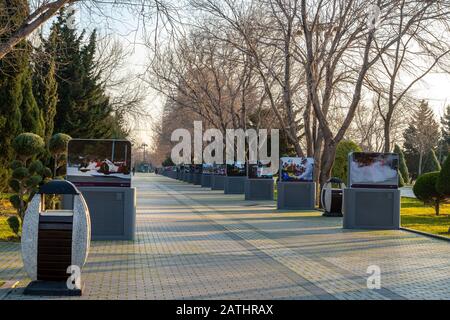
[67, 139, 132, 187]
[214, 164, 226, 176]
[348, 152, 399, 189]
[202, 163, 214, 174]
[279, 157, 314, 182]
[226, 162, 246, 176]
[248, 161, 273, 179]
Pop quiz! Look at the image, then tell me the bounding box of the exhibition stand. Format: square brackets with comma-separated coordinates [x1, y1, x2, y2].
[65, 185, 136, 240]
[342, 152, 400, 230]
[277, 181, 316, 210]
[343, 188, 400, 229]
[211, 174, 225, 190]
[192, 165, 202, 185]
[224, 176, 246, 194]
[201, 174, 212, 187]
[277, 157, 316, 210]
[66, 139, 136, 241]
[245, 178, 274, 200]
[193, 173, 202, 185]
[166, 169, 177, 179]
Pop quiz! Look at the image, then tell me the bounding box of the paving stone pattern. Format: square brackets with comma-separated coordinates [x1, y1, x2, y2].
[1, 174, 449, 300]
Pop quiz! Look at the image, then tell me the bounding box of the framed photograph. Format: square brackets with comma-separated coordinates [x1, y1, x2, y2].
[348, 152, 399, 189]
[226, 162, 246, 176]
[279, 157, 314, 182]
[202, 163, 214, 174]
[67, 139, 131, 187]
[214, 164, 226, 176]
[193, 164, 202, 174]
[248, 162, 273, 179]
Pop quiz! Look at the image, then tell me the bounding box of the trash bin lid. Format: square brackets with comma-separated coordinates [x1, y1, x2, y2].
[328, 177, 343, 184]
[38, 180, 80, 195]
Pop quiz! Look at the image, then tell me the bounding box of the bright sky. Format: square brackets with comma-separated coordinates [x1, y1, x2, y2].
[69, 3, 450, 150]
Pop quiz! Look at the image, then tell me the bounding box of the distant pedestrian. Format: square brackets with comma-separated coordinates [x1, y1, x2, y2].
[132, 166, 136, 176]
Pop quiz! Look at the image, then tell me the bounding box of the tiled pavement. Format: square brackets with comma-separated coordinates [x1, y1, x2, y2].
[1, 173, 450, 300]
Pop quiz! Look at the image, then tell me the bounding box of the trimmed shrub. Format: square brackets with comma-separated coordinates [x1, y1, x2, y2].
[436, 156, 450, 196]
[6, 216, 20, 235]
[394, 144, 409, 184]
[422, 149, 441, 174]
[413, 172, 444, 216]
[398, 171, 405, 188]
[12, 133, 44, 162]
[331, 140, 362, 183]
[49, 133, 71, 177]
[9, 134, 52, 224]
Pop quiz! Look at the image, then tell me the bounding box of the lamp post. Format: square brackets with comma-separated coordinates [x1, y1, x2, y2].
[141, 143, 148, 164]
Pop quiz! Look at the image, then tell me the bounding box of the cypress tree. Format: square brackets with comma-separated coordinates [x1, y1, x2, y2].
[440, 105, 450, 161]
[0, 0, 28, 164]
[331, 140, 362, 183]
[33, 54, 58, 144]
[403, 101, 440, 178]
[422, 149, 441, 174]
[394, 144, 409, 184]
[442, 105, 450, 146]
[21, 66, 45, 136]
[436, 156, 450, 196]
[44, 10, 125, 139]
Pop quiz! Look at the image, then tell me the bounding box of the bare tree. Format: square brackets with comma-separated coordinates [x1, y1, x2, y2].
[365, 0, 450, 152]
[298, 0, 450, 184]
[0, 0, 178, 60]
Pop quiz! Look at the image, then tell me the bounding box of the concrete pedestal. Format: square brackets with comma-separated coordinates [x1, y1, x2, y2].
[193, 173, 202, 185]
[277, 181, 315, 210]
[201, 174, 212, 188]
[224, 176, 246, 194]
[66, 187, 136, 240]
[166, 171, 177, 179]
[343, 188, 400, 230]
[211, 175, 225, 190]
[245, 178, 274, 200]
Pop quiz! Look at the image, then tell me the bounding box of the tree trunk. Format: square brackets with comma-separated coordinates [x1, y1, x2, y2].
[319, 140, 337, 187]
[435, 200, 440, 216]
[418, 151, 423, 176]
[383, 114, 392, 153]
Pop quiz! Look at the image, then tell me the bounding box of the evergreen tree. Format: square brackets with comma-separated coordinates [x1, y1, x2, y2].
[21, 66, 45, 136]
[394, 144, 409, 184]
[436, 156, 450, 197]
[439, 105, 450, 161]
[422, 149, 441, 174]
[331, 140, 362, 183]
[0, 0, 28, 165]
[403, 101, 440, 179]
[442, 105, 450, 146]
[33, 52, 58, 144]
[44, 9, 126, 139]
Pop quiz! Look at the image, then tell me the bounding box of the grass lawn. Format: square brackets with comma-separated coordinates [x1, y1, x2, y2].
[401, 197, 450, 238]
[0, 193, 20, 242]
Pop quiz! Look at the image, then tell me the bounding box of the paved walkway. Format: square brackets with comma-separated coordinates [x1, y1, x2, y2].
[1, 174, 450, 300]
